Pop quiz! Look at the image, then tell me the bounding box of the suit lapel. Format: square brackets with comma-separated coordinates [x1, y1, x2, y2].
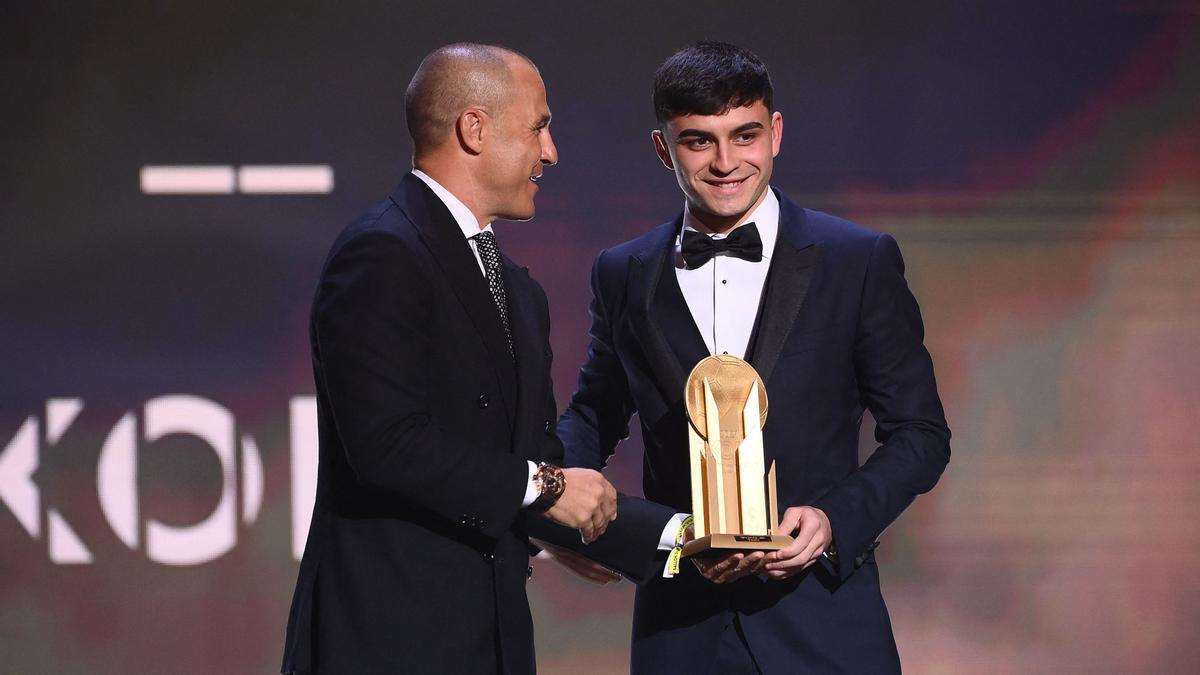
[626, 219, 700, 425]
[503, 260, 542, 450]
[391, 175, 517, 433]
[748, 193, 823, 387]
[651, 243, 711, 379]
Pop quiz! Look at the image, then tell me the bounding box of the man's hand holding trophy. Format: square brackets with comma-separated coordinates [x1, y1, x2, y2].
[676, 354, 833, 583]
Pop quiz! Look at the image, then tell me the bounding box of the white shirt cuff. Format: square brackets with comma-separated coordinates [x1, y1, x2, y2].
[521, 461, 539, 508]
[658, 513, 691, 550]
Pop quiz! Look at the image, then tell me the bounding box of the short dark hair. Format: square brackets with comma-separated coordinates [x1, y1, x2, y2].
[652, 41, 773, 125]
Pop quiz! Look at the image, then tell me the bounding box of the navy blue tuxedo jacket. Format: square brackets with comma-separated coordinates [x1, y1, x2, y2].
[557, 189, 951, 674]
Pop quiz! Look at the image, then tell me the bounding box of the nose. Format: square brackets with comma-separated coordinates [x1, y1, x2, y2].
[540, 128, 559, 166]
[710, 143, 736, 176]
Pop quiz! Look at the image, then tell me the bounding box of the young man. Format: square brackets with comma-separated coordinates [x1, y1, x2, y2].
[281, 43, 617, 675]
[556, 41, 951, 673]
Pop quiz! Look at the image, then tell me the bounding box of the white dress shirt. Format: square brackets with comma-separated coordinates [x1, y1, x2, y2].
[674, 188, 779, 359]
[411, 170, 541, 508]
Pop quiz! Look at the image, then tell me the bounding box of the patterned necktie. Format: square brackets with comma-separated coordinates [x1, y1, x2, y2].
[472, 230, 514, 356]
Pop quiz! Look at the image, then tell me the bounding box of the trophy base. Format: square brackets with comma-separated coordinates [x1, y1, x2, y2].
[681, 533, 795, 558]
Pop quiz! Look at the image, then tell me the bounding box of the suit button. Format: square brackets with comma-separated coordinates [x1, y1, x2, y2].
[483, 552, 495, 561]
[543, 420, 552, 435]
[477, 394, 490, 409]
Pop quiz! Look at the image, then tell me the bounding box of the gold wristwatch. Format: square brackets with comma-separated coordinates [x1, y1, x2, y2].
[529, 462, 566, 513]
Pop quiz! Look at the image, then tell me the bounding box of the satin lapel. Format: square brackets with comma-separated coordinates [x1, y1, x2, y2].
[651, 248, 711, 380]
[391, 175, 517, 432]
[503, 260, 542, 450]
[627, 220, 690, 424]
[749, 196, 822, 388]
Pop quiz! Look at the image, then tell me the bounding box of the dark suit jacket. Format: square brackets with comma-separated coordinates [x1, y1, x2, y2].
[282, 174, 565, 675]
[557, 189, 951, 674]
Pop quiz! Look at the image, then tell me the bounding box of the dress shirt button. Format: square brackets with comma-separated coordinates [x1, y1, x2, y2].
[477, 394, 490, 409]
[722, 279, 727, 284]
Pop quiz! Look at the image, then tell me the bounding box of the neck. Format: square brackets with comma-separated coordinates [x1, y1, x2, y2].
[414, 155, 491, 230]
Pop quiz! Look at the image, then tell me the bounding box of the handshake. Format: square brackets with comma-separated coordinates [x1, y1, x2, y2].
[537, 466, 617, 544]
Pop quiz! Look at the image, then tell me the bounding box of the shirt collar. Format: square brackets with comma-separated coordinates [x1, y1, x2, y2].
[678, 188, 779, 261]
[411, 169, 493, 240]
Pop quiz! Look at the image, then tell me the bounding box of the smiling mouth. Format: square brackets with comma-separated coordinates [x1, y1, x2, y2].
[704, 176, 748, 193]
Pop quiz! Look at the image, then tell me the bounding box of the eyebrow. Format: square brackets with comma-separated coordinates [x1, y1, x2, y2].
[675, 121, 764, 140]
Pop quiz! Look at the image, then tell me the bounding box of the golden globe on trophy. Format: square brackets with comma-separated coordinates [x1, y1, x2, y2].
[681, 354, 794, 558]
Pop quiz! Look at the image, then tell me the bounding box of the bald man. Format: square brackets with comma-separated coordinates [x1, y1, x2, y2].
[281, 43, 617, 675]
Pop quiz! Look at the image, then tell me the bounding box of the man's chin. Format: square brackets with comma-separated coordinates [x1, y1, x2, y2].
[694, 199, 754, 221]
[496, 208, 536, 223]
[695, 186, 768, 220]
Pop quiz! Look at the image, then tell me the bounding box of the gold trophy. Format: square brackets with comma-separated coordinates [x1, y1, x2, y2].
[681, 355, 793, 557]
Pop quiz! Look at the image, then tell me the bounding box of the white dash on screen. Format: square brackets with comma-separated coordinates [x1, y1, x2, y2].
[237, 165, 334, 194]
[140, 165, 236, 194]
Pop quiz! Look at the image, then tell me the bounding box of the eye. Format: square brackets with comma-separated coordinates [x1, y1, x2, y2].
[735, 132, 759, 144]
[685, 138, 712, 150]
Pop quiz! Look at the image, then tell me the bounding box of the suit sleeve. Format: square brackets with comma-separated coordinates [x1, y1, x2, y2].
[549, 251, 677, 582]
[813, 233, 951, 580]
[558, 251, 638, 469]
[313, 230, 529, 540]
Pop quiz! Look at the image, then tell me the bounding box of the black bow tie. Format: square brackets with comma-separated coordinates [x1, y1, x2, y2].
[681, 223, 763, 270]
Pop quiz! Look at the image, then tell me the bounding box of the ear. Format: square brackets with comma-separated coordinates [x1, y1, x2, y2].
[651, 130, 674, 170]
[770, 112, 783, 158]
[457, 107, 488, 155]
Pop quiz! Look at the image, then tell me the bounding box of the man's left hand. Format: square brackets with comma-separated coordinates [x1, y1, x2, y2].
[763, 506, 832, 580]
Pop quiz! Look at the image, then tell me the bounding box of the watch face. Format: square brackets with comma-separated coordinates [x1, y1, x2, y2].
[537, 464, 565, 499]
[546, 471, 565, 498]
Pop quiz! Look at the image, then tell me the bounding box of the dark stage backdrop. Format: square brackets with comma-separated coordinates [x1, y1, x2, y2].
[3, 3, 1199, 673]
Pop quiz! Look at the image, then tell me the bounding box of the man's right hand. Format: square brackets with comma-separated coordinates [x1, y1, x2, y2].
[542, 468, 617, 543]
[682, 523, 767, 584]
[691, 550, 767, 583]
